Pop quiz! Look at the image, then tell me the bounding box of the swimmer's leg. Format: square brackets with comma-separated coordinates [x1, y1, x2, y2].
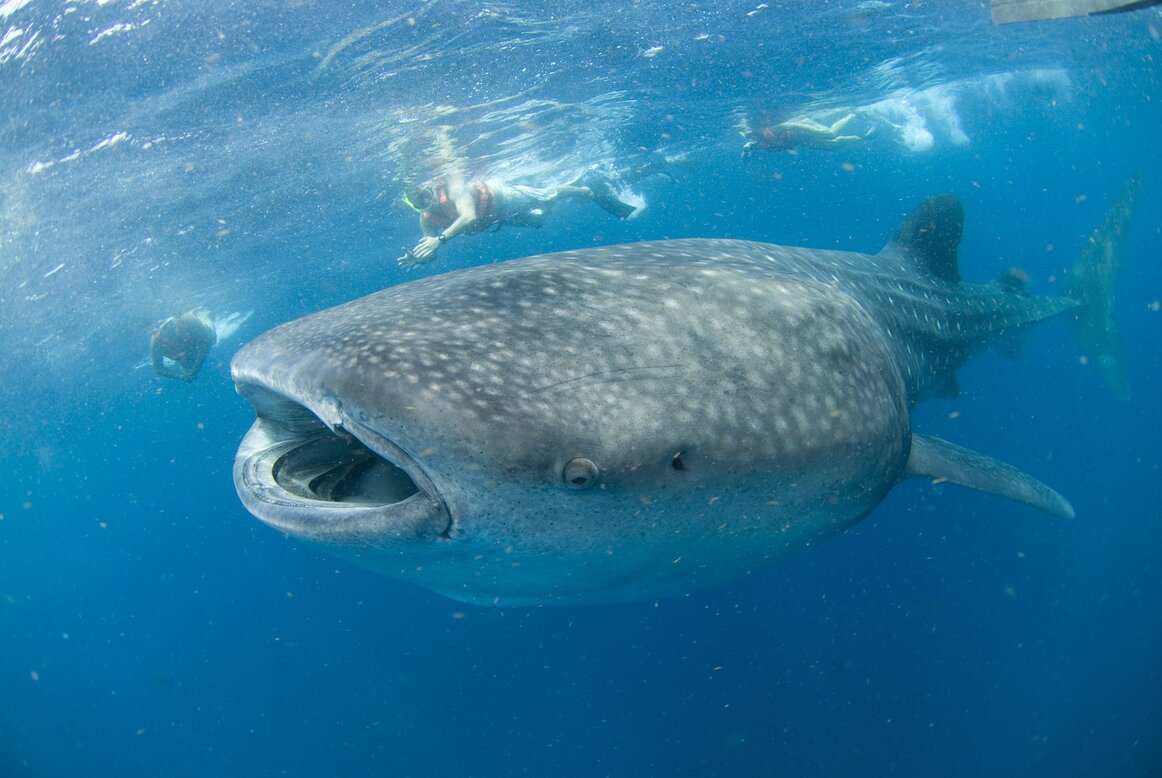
[570, 171, 637, 219]
[829, 113, 857, 135]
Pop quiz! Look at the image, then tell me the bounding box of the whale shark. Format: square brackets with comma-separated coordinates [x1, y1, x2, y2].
[232, 181, 1137, 605]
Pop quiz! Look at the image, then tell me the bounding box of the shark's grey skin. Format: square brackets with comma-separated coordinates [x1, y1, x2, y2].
[233, 183, 1135, 605]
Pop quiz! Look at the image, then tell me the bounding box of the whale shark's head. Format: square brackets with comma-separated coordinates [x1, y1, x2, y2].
[232, 242, 909, 605]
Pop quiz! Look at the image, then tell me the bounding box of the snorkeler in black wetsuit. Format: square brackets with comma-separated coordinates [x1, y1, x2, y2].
[150, 308, 217, 382]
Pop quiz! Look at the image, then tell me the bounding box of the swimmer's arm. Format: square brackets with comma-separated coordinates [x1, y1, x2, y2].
[149, 336, 168, 374]
[151, 348, 183, 380]
[438, 182, 478, 242]
[411, 181, 477, 262]
[180, 351, 210, 381]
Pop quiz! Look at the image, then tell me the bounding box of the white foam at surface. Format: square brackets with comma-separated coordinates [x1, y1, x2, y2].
[0, 0, 32, 20]
[215, 310, 255, 343]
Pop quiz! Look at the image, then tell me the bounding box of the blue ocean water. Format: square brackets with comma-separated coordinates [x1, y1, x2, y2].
[1, 1, 1160, 775]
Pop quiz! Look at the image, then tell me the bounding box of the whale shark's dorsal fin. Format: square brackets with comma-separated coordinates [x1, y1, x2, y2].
[881, 194, 964, 284]
[904, 434, 1074, 519]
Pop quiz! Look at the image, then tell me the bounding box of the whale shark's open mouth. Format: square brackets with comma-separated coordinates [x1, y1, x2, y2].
[270, 426, 420, 505]
[233, 384, 451, 542]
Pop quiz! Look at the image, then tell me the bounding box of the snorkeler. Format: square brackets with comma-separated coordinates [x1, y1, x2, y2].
[150, 308, 217, 382]
[399, 170, 637, 268]
[741, 112, 867, 158]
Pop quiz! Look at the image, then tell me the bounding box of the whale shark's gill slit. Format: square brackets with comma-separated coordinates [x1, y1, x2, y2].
[272, 428, 420, 506]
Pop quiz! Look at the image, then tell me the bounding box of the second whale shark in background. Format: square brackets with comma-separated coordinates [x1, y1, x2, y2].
[231, 179, 1138, 605]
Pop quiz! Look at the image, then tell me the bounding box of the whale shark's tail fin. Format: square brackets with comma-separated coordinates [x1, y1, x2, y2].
[1064, 176, 1139, 400]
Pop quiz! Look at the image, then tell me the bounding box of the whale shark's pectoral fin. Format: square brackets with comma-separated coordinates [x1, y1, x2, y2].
[904, 434, 1074, 519]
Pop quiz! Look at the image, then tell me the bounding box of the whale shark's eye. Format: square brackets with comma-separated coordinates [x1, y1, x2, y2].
[563, 457, 598, 489]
